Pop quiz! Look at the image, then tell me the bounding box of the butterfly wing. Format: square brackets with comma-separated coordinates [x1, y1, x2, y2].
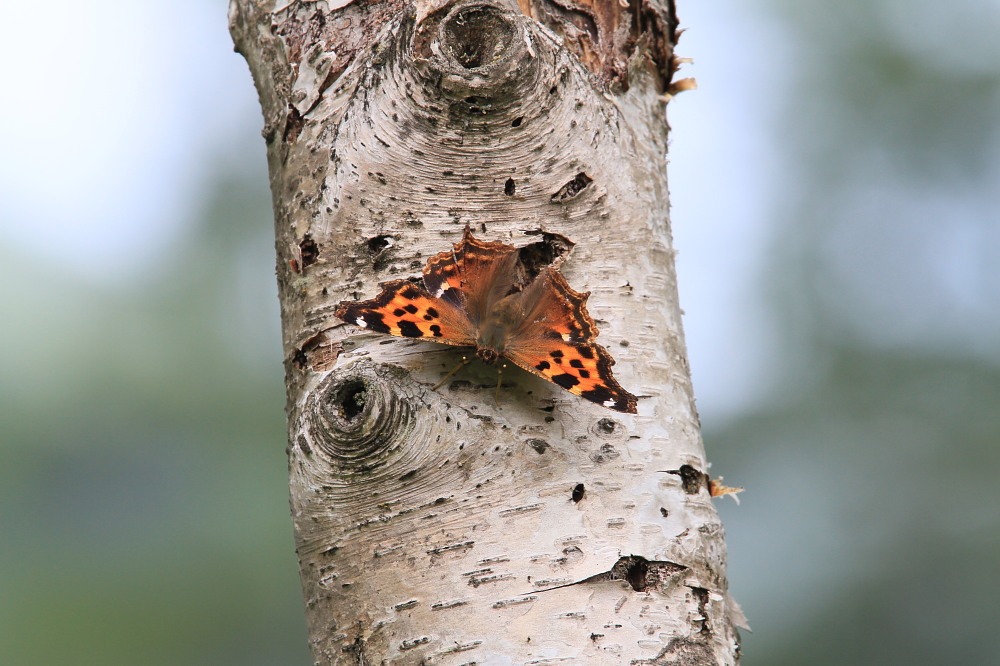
[335, 228, 637, 413]
[335, 279, 476, 346]
[505, 337, 637, 413]
[422, 226, 520, 324]
[503, 269, 637, 413]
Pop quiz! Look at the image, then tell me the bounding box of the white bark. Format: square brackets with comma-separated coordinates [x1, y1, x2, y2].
[230, 0, 741, 663]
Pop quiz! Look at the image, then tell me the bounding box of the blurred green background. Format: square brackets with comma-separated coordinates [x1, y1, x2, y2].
[1, 1, 997, 664]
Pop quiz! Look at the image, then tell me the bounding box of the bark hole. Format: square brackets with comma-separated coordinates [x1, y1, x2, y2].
[551, 172, 593, 201]
[610, 556, 688, 592]
[282, 104, 304, 144]
[571, 483, 585, 502]
[504, 178, 515, 196]
[515, 230, 576, 282]
[441, 5, 515, 70]
[593, 417, 624, 438]
[416, 2, 535, 105]
[527, 438, 548, 453]
[366, 234, 393, 254]
[334, 378, 367, 421]
[620, 556, 649, 591]
[366, 234, 394, 271]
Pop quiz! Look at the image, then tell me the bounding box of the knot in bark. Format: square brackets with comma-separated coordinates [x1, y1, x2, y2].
[308, 361, 414, 464]
[412, 1, 538, 105]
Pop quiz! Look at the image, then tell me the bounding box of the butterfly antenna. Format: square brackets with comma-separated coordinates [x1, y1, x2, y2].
[432, 356, 470, 391]
[494, 362, 506, 407]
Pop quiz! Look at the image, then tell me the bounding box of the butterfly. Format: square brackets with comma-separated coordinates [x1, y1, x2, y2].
[334, 227, 637, 413]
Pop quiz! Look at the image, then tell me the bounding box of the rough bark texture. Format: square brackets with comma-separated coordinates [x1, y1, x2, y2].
[230, 0, 741, 663]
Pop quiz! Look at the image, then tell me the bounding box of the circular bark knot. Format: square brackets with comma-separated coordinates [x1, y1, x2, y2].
[440, 4, 514, 69]
[306, 361, 414, 464]
[413, 1, 536, 102]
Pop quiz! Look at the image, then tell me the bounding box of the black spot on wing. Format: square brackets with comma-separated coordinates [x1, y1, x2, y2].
[393, 308, 406, 317]
[552, 373, 580, 389]
[550, 349, 564, 359]
[581, 386, 613, 404]
[578, 346, 595, 359]
[426, 307, 440, 318]
[429, 324, 443, 337]
[361, 311, 391, 334]
[536, 360, 550, 371]
[398, 320, 423, 338]
[578, 369, 590, 379]
[403, 304, 419, 314]
[569, 359, 584, 369]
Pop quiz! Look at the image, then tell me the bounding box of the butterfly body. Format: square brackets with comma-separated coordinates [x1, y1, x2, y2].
[335, 227, 637, 413]
[472, 294, 530, 362]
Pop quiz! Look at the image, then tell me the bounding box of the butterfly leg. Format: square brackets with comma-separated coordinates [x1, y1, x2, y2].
[432, 356, 471, 391]
[494, 362, 507, 408]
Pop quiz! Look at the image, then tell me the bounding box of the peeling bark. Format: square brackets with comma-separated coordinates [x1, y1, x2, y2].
[230, 0, 741, 663]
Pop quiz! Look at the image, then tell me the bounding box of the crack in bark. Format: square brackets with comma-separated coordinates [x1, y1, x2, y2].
[630, 637, 715, 666]
[528, 555, 688, 595]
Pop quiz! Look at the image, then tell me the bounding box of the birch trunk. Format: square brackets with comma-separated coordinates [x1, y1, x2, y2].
[230, 0, 742, 663]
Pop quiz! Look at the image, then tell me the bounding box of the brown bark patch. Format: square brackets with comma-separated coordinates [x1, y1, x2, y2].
[292, 331, 342, 372]
[516, 0, 679, 91]
[273, 0, 407, 91]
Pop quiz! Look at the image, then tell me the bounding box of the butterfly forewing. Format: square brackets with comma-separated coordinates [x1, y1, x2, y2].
[423, 227, 519, 323]
[514, 268, 599, 343]
[334, 279, 476, 346]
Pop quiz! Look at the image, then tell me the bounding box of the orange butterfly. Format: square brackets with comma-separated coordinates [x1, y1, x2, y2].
[335, 227, 637, 413]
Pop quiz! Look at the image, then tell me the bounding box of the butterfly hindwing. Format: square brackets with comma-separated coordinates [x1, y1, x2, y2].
[505, 337, 637, 413]
[334, 279, 475, 346]
[504, 269, 637, 413]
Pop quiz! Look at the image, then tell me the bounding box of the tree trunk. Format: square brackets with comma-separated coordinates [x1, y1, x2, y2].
[229, 0, 742, 663]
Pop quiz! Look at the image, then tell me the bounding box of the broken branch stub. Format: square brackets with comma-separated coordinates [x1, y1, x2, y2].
[412, 2, 539, 105]
[306, 361, 415, 464]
